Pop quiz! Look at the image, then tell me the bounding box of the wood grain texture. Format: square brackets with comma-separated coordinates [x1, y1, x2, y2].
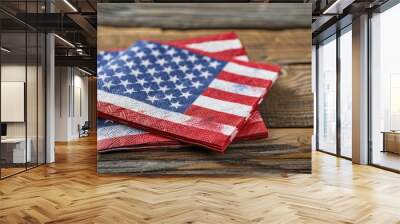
[1, 136, 400, 223]
[97, 27, 313, 127]
[97, 128, 312, 175]
[98, 3, 311, 29]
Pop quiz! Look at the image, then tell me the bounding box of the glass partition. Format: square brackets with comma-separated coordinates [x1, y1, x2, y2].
[0, 1, 46, 179]
[317, 35, 337, 154]
[370, 3, 400, 171]
[339, 27, 352, 158]
[1, 30, 28, 178]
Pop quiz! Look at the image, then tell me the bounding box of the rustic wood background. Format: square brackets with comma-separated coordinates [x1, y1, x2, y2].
[98, 3, 311, 29]
[98, 128, 312, 174]
[97, 4, 312, 174]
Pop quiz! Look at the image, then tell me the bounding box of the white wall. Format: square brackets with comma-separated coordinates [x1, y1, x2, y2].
[54, 67, 89, 141]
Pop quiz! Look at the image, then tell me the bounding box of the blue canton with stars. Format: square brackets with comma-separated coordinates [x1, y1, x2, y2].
[97, 41, 227, 113]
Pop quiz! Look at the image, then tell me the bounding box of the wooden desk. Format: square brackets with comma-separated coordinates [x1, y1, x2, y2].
[1, 138, 31, 164]
[382, 131, 400, 154]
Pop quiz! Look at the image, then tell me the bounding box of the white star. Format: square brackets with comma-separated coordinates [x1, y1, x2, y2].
[147, 95, 159, 103]
[152, 76, 163, 85]
[147, 68, 157, 76]
[203, 56, 211, 62]
[188, 55, 197, 63]
[142, 59, 151, 67]
[104, 119, 114, 124]
[180, 91, 191, 99]
[131, 69, 141, 77]
[125, 88, 135, 94]
[184, 73, 195, 80]
[169, 75, 179, 83]
[159, 85, 170, 93]
[146, 42, 156, 49]
[200, 71, 212, 79]
[120, 54, 129, 61]
[151, 50, 161, 57]
[164, 94, 175, 101]
[143, 87, 152, 94]
[194, 64, 204, 71]
[131, 46, 140, 52]
[156, 58, 167, 66]
[103, 54, 112, 61]
[136, 78, 147, 86]
[98, 66, 103, 73]
[120, 79, 131, 88]
[103, 80, 114, 89]
[98, 73, 107, 81]
[191, 81, 202, 89]
[179, 65, 189, 73]
[136, 51, 146, 58]
[115, 72, 125, 79]
[164, 66, 174, 74]
[98, 51, 105, 55]
[109, 64, 119, 71]
[126, 61, 135, 68]
[172, 56, 183, 64]
[170, 101, 182, 109]
[166, 48, 177, 56]
[209, 61, 220, 68]
[176, 83, 185, 91]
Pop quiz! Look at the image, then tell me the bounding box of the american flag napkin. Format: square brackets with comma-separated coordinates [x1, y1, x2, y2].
[97, 40, 279, 152]
[97, 33, 269, 151]
[97, 112, 268, 152]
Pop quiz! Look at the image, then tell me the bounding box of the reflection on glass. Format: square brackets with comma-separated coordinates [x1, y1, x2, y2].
[318, 37, 337, 154]
[38, 33, 46, 165]
[1, 31, 27, 177]
[371, 3, 400, 171]
[340, 29, 352, 158]
[27, 31, 38, 169]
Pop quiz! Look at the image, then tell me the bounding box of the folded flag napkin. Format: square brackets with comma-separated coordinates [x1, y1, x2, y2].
[97, 39, 280, 152]
[97, 33, 269, 152]
[97, 112, 268, 152]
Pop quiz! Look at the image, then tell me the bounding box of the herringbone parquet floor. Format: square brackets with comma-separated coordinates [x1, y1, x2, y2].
[1, 135, 400, 224]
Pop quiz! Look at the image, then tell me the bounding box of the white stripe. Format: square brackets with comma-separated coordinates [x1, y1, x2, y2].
[223, 62, 278, 82]
[98, 125, 146, 140]
[234, 55, 249, 61]
[192, 95, 253, 117]
[209, 79, 266, 98]
[186, 39, 242, 53]
[98, 90, 237, 136]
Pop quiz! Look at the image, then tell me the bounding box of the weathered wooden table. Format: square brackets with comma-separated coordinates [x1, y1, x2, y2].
[97, 4, 312, 175]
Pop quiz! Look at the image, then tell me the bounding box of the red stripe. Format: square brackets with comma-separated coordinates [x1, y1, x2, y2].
[236, 121, 268, 140]
[217, 71, 273, 88]
[97, 102, 234, 152]
[202, 88, 258, 106]
[185, 105, 244, 127]
[247, 111, 264, 123]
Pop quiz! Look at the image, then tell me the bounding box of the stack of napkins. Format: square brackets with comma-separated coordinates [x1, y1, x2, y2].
[97, 32, 280, 152]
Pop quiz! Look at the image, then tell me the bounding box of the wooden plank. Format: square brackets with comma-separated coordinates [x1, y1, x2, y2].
[262, 64, 313, 127]
[97, 27, 313, 127]
[97, 3, 311, 29]
[97, 128, 312, 175]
